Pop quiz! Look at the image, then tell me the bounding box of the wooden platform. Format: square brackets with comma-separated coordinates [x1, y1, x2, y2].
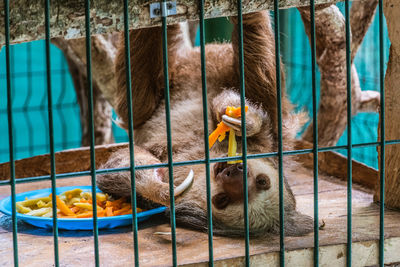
[1, 167, 400, 267]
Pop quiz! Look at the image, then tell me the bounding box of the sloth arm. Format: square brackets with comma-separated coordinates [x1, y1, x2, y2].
[97, 146, 187, 206]
[114, 25, 186, 129]
[231, 11, 292, 137]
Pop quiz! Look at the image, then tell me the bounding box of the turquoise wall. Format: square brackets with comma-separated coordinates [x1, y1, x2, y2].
[281, 4, 389, 169]
[0, 5, 389, 169]
[0, 41, 82, 163]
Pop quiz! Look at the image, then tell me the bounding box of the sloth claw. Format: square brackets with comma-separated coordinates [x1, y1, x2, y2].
[222, 115, 243, 132]
[174, 169, 194, 197]
[222, 113, 262, 137]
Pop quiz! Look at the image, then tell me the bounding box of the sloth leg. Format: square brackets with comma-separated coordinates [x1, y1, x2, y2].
[231, 11, 292, 137]
[211, 89, 266, 137]
[114, 24, 187, 129]
[96, 146, 193, 206]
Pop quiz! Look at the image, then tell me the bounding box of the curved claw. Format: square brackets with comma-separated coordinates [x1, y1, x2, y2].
[174, 169, 194, 197]
[222, 115, 242, 131]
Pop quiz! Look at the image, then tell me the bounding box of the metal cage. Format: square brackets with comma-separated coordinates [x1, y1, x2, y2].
[0, 0, 392, 266]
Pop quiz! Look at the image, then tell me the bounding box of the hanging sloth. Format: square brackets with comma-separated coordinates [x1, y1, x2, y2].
[97, 11, 313, 237]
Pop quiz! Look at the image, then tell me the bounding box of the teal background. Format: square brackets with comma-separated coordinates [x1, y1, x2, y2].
[0, 5, 389, 169]
[281, 4, 389, 169]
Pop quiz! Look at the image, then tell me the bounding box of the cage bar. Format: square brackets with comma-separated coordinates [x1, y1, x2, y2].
[309, 0, 319, 266]
[3, 139, 400, 188]
[44, 0, 60, 266]
[160, 1, 178, 264]
[273, 0, 285, 266]
[83, 0, 100, 266]
[25, 43, 34, 156]
[122, 0, 140, 266]
[198, 0, 214, 264]
[378, 0, 385, 265]
[345, 0, 353, 266]
[3, 0, 19, 266]
[58, 54, 68, 151]
[235, 1, 250, 266]
[0, 1, 398, 265]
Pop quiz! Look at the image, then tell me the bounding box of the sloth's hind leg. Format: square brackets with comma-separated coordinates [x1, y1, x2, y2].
[97, 146, 193, 206]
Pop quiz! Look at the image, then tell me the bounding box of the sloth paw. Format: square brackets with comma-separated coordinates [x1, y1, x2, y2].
[221, 111, 262, 137]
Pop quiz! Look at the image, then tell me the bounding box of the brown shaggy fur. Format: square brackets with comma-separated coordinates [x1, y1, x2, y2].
[97, 11, 312, 237]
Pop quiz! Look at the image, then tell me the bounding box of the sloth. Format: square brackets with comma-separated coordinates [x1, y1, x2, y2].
[97, 11, 313, 237]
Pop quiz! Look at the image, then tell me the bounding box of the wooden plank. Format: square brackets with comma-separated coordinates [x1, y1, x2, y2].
[375, 0, 400, 209]
[298, 151, 378, 190]
[0, 143, 128, 180]
[0, 0, 365, 46]
[296, 140, 378, 190]
[1, 168, 400, 266]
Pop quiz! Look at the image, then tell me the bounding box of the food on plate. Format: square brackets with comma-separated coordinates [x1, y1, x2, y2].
[15, 188, 142, 218]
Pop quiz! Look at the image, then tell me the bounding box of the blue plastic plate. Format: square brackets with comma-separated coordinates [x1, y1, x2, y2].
[0, 186, 166, 230]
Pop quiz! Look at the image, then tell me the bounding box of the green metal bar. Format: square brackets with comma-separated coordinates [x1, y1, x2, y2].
[345, 1, 352, 266]
[236, 1, 250, 265]
[309, 1, 319, 266]
[0, 69, 70, 79]
[3, 0, 19, 265]
[378, 0, 385, 265]
[0, 102, 77, 113]
[122, 0, 140, 265]
[44, 1, 60, 266]
[58, 54, 68, 150]
[84, 1, 100, 265]
[24, 43, 34, 156]
[199, 0, 214, 264]
[274, 1, 285, 266]
[3, 138, 400, 188]
[160, 1, 178, 265]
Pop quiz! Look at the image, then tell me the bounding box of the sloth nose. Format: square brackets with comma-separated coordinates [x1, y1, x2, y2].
[221, 163, 243, 180]
[214, 162, 248, 181]
[214, 162, 250, 202]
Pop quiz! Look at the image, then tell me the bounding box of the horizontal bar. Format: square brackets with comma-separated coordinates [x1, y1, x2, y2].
[0, 141, 80, 155]
[0, 69, 69, 79]
[1, 138, 398, 187]
[0, 103, 78, 114]
[0, 0, 367, 46]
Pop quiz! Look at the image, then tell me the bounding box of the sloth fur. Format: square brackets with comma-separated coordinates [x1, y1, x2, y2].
[97, 11, 313, 237]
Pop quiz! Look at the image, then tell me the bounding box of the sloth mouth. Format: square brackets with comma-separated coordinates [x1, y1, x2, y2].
[212, 161, 255, 209]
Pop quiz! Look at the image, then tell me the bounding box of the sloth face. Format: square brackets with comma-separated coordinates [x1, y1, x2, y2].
[210, 158, 286, 231]
[212, 161, 272, 210]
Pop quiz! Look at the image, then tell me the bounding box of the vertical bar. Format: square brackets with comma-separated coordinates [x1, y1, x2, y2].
[25, 43, 34, 156]
[274, 1, 285, 266]
[59, 54, 68, 150]
[84, 1, 100, 266]
[44, 1, 60, 266]
[122, 1, 140, 266]
[378, 0, 385, 265]
[236, 1, 250, 266]
[344, 0, 352, 266]
[3, 0, 19, 265]
[310, 0, 319, 266]
[160, 1, 178, 265]
[198, 0, 214, 265]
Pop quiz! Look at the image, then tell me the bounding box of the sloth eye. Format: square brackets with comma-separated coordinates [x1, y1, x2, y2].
[256, 174, 271, 190]
[212, 193, 230, 209]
